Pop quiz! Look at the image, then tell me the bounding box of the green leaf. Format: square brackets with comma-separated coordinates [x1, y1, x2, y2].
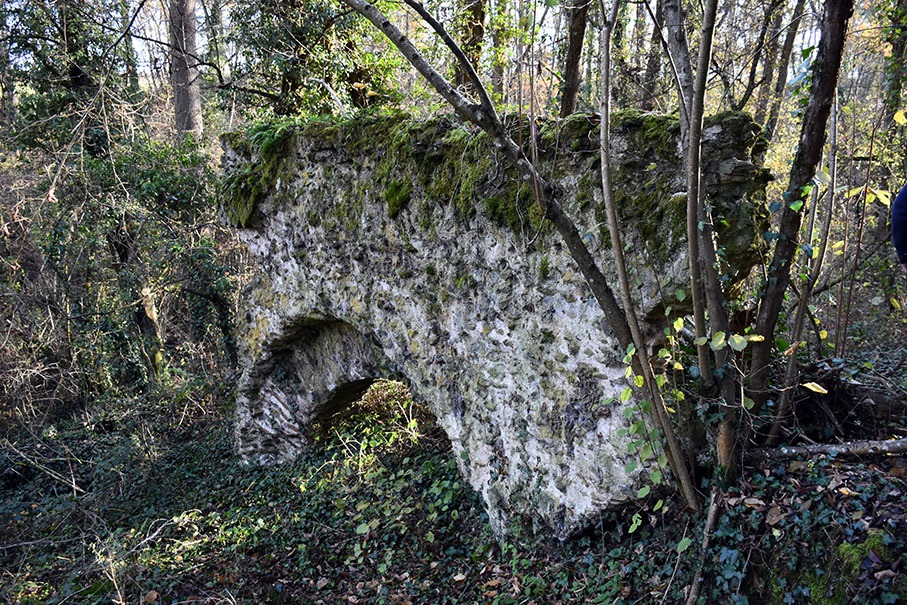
[355, 522, 370, 535]
[743, 396, 756, 410]
[675, 289, 687, 302]
[789, 199, 804, 212]
[653, 499, 664, 512]
[694, 336, 708, 346]
[649, 470, 662, 484]
[629, 512, 642, 534]
[673, 317, 684, 332]
[634, 375, 644, 388]
[625, 460, 639, 473]
[710, 331, 727, 351]
[677, 537, 692, 553]
[637, 486, 651, 498]
[620, 387, 633, 402]
[728, 333, 747, 352]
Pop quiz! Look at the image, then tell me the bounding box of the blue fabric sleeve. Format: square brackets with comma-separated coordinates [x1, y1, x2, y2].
[893, 184, 907, 264]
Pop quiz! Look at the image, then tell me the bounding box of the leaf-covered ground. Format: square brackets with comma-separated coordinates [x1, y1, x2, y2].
[1, 378, 905, 604]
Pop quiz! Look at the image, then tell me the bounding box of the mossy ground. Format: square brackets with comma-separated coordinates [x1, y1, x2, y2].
[2, 373, 904, 604]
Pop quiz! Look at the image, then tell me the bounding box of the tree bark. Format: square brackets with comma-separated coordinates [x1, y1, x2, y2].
[170, 0, 203, 138]
[559, 0, 590, 117]
[750, 0, 854, 412]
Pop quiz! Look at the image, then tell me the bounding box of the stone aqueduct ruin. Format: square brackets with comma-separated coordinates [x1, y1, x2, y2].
[221, 110, 770, 538]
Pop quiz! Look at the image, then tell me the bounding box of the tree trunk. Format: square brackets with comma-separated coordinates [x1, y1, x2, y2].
[661, 0, 693, 140]
[752, 0, 785, 125]
[762, 0, 806, 143]
[170, 0, 203, 138]
[559, 0, 589, 117]
[453, 0, 487, 93]
[639, 0, 663, 111]
[0, 12, 14, 124]
[749, 0, 854, 415]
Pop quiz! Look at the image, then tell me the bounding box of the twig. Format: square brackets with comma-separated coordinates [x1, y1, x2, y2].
[748, 437, 907, 461]
[2, 439, 85, 495]
[685, 490, 721, 605]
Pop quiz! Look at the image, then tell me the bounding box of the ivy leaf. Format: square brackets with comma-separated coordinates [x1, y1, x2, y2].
[789, 199, 804, 212]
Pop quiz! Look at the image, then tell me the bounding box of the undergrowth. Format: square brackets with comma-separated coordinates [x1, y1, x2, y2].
[1, 379, 905, 604]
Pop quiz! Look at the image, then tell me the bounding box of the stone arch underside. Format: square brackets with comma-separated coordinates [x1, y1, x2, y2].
[235, 319, 394, 464]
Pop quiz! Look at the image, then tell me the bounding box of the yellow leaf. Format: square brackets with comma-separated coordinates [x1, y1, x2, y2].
[802, 381, 828, 394]
[895, 109, 907, 125]
[845, 186, 864, 198]
[782, 341, 801, 357]
[892, 297, 902, 311]
[710, 331, 727, 351]
[746, 334, 765, 342]
[819, 329, 828, 340]
[870, 186, 891, 208]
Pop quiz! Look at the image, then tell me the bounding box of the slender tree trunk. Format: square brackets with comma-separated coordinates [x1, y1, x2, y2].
[453, 0, 487, 93]
[0, 11, 14, 124]
[661, 0, 693, 140]
[639, 0, 663, 111]
[732, 0, 784, 111]
[687, 0, 738, 472]
[559, 0, 590, 117]
[762, 0, 806, 143]
[598, 0, 699, 512]
[753, 0, 785, 125]
[750, 0, 854, 413]
[170, 0, 203, 138]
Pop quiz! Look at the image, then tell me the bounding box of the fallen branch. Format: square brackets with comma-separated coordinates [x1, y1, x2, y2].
[748, 437, 907, 461]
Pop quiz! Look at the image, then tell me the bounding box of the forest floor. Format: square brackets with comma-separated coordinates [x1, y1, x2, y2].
[1, 366, 906, 604]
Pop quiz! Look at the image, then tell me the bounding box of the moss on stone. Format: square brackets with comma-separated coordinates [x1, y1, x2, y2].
[385, 180, 412, 219]
[611, 109, 681, 160]
[220, 118, 303, 227]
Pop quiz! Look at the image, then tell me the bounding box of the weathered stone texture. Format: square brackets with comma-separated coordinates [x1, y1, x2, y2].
[223, 111, 770, 538]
